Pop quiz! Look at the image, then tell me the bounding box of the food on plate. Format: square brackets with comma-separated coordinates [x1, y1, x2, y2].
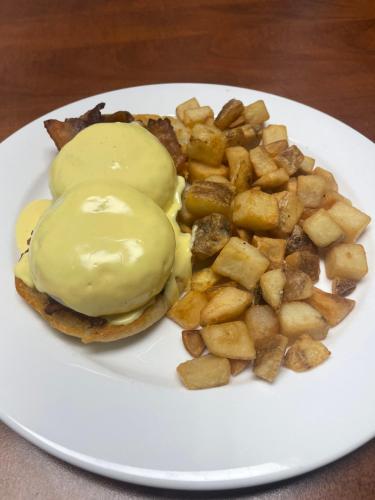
[284, 334, 331, 372]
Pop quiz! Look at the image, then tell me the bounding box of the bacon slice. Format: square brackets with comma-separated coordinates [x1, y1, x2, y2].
[147, 118, 187, 173]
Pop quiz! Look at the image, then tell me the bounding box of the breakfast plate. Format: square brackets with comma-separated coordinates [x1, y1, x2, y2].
[0, 83, 374, 491]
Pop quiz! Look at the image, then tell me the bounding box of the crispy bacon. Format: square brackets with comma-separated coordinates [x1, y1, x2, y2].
[147, 118, 187, 173]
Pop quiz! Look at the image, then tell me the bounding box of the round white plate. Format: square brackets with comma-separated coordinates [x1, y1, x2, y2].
[1, 83, 374, 491]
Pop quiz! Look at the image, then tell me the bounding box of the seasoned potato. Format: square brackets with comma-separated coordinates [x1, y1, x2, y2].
[285, 225, 317, 255]
[176, 97, 200, 122]
[177, 354, 230, 389]
[299, 155, 315, 174]
[235, 227, 252, 242]
[187, 123, 226, 166]
[264, 140, 288, 157]
[228, 113, 246, 128]
[192, 213, 232, 260]
[250, 146, 278, 177]
[200, 286, 252, 325]
[332, 278, 357, 297]
[229, 359, 251, 376]
[184, 106, 214, 127]
[279, 302, 329, 341]
[202, 321, 256, 360]
[244, 100, 270, 126]
[232, 189, 279, 231]
[189, 161, 228, 182]
[320, 190, 352, 210]
[325, 243, 368, 280]
[212, 237, 270, 290]
[283, 269, 313, 301]
[275, 191, 304, 234]
[262, 124, 288, 145]
[306, 287, 355, 326]
[215, 99, 244, 130]
[284, 334, 330, 372]
[178, 197, 195, 226]
[253, 168, 289, 190]
[253, 335, 288, 382]
[252, 236, 286, 269]
[245, 305, 279, 345]
[327, 201, 371, 243]
[182, 330, 206, 357]
[225, 125, 260, 150]
[274, 145, 303, 176]
[226, 145, 253, 192]
[205, 175, 232, 185]
[285, 250, 320, 282]
[190, 267, 222, 292]
[313, 166, 338, 192]
[302, 209, 344, 247]
[297, 175, 327, 208]
[167, 291, 208, 329]
[184, 181, 233, 218]
[260, 269, 286, 310]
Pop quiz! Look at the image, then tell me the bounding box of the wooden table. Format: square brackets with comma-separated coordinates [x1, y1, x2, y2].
[1, 1, 374, 498]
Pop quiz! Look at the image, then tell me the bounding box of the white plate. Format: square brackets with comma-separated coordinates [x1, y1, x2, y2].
[1, 83, 374, 491]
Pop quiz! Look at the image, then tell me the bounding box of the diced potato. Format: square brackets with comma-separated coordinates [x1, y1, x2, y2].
[313, 166, 338, 192]
[245, 305, 279, 345]
[184, 181, 233, 218]
[182, 330, 206, 357]
[274, 145, 304, 176]
[176, 97, 200, 122]
[179, 223, 192, 234]
[232, 190, 279, 231]
[299, 155, 315, 174]
[169, 117, 191, 154]
[279, 302, 329, 341]
[285, 250, 320, 282]
[189, 161, 228, 182]
[229, 359, 251, 376]
[178, 197, 195, 226]
[200, 287, 253, 325]
[225, 125, 260, 150]
[285, 225, 317, 255]
[253, 335, 288, 382]
[226, 146, 253, 192]
[214, 99, 244, 130]
[328, 201, 371, 243]
[283, 269, 313, 301]
[167, 291, 208, 329]
[332, 278, 357, 297]
[177, 354, 230, 389]
[286, 177, 297, 194]
[276, 191, 304, 234]
[228, 113, 246, 128]
[262, 124, 288, 145]
[297, 175, 327, 208]
[320, 190, 352, 210]
[192, 213, 232, 260]
[305, 287, 355, 326]
[302, 209, 344, 247]
[212, 237, 270, 290]
[204, 175, 232, 185]
[260, 269, 286, 310]
[252, 236, 286, 269]
[235, 227, 252, 242]
[325, 243, 368, 280]
[253, 168, 289, 189]
[264, 140, 288, 157]
[285, 335, 330, 372]
[206, 280, 240, 299]
[249, 146, 278, 177]
[201, 321, 256, 360]
[183, 106, 214, 127]
[190, 267, 222, 292]
[187, 124, 226, 166]
[244, 100, 270, 126]
[299, 207, 318, 222]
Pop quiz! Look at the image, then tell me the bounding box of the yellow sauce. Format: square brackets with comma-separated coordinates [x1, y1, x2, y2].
[15, 199, 51, 253]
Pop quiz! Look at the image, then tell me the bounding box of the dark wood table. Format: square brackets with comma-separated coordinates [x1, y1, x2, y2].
[1, 1, 374, 498]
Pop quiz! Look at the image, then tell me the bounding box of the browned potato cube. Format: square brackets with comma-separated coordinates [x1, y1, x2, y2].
[264, 140, 288, 157]
[225, 125, 260, 150]
[299, 207, 319, 222]
[201, 321, 256, 360]
[189, 161, 228, 182]
[250, 146, 278, 177]
[284, 334, 330, 372]
[190, 267, 222, 292]
[212, 237, 270, 290]
[169, 117, 191, 154]
[167, 291, 208, 329]
[182, 330, 206, 357]
[214, 99, 244, 130]
[200, 287, 253, 325]
[184, 181, 233, 218]
[285, 225, 317, 255]
[244, 100, 270, 125]
[302, 209, 344, 247]
[260, 269, 286, 310]
[232, 190, 279, 231]
[283, 269, 313, 301]
[205, 175, 233, 185]
[252, 236, 286, 269]
[228, 114, 246, 128]
[235, 227, 252, 242]
[328, 201, 371, 243]
[325, 243, 368, 280]
[178, 197, 195, 226]
[274, 145, 304, 176]
[279, 302, 329, 341]
[299, 155, 315, 174]
[285, 250, 320, 282]
[226, 146, 253, 192]
[253, 335, 288, 382]
[183, 106, 214, 127]
[306, 287, 355, 326]
[192, 213, 232, 260]
[332, 278, 357, 297]
[177, 354, 230, 389]
[262, 124, 288, 145]
[176, 97, 200, 122]
[297, 175, 327, 208]
[276, 191, 304, 234]
[285, 177, 297, 194]
[320, 190, 352, 210]
[229, 359, 251, 376]
[313, 167, 338, 192]
[253, 168, 289, 189]
[187, 124, 226, 166]
[245, 305, 279, 345]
